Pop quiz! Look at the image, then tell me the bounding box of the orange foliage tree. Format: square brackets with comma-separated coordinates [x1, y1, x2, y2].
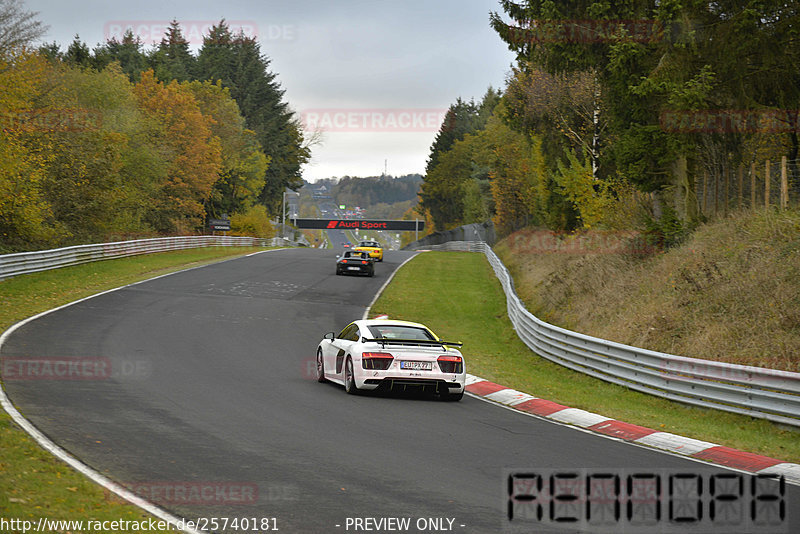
[0, 52, 65, 250]
[133, 70, 222, 233]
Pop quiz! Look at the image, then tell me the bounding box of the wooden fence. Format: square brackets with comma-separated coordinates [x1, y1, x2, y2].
[697, 156, 799, 218]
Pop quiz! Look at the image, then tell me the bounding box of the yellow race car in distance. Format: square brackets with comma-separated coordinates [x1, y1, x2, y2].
[353, 240, 384, 262]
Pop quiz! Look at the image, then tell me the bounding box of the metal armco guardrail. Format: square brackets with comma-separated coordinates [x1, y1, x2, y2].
[418, 241, 800, 427]
[402, 221, 495, 250]
[0, 236, 298, 281]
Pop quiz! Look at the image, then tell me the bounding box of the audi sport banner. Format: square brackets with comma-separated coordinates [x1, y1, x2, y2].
[292, 219, 424, 231]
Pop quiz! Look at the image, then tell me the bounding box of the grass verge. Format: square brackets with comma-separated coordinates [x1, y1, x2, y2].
[369, 251, 800, 464]
[1, 246, 269, 532]
[494, 210, 800, 372]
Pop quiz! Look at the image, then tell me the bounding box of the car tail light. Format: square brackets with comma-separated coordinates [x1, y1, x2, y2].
[362, 352, 393, 370]
[437, 355, 463, 374]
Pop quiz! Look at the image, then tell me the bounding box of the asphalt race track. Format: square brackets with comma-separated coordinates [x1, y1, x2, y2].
[2, 248, 797, 533]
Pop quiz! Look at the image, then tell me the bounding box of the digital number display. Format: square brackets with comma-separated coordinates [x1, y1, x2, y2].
[505, 468, 787, 533]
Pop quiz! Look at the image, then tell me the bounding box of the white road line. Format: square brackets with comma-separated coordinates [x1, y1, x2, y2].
[362, 252, 420, 320]
[0, 250, 288, 533]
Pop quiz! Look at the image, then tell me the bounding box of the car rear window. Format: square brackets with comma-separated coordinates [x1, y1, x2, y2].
[367, 325, 434, 340]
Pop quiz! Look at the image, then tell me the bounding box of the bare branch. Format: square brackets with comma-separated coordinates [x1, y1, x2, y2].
[0, 0, 48, 58]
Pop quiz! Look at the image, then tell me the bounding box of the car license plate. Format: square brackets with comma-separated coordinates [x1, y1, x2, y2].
[348, 266, 360, 270]
[400, 361, 432, 371]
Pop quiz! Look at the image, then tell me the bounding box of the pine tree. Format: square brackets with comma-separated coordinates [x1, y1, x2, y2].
[150, 20, 196, 82]
[196, 21, 235, 86]
[93, 30, 148, 81]
[197, 21, 309, 215]
[63, 35, 91, 68]
[424, 98, 479, 174]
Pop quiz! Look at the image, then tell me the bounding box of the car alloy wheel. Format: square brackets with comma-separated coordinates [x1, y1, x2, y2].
[344, 358, 360, 395]
[316, 349, 326, 383]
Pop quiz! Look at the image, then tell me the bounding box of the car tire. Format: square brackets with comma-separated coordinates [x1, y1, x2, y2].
[368, 269, 374, 277]
[344, 357, 360, 395]
[316, 349, 326, 383]
[441, 389, 464, 401]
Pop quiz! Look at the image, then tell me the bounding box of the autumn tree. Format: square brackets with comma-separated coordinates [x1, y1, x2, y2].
[0, 1, 55, 250]
[421, 90, 500, 230]
[1, 17, 310, 250]
[491, 0, 800, 227]
[0, 52, 62, 251]
[422, 137, 476, 230]
[30, 61, 170, 241]
[134, 70, 222, 233]
[197, 21, 310, 216]
[183, 79, 269, 218]
[504, 65, 604, 177]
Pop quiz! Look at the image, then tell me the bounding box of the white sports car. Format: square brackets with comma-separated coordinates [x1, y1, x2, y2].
[315, 318, 466, 401]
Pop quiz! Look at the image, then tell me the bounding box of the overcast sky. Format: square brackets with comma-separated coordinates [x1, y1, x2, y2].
[26, 0, 516, 181]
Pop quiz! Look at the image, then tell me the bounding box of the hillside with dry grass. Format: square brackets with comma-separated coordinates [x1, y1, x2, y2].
[494, 209, 800, 372]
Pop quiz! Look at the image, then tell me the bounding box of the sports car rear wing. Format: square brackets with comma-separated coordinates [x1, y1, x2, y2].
[362, 338, 463, 348]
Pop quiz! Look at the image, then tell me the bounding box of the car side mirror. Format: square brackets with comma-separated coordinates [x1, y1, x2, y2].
[324, 332, 335, 340]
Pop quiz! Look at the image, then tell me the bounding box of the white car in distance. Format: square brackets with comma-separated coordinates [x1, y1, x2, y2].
[316, 319, 466, 401]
